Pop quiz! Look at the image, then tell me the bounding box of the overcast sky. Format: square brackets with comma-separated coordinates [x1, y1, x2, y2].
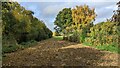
[16, 1, 119, 31]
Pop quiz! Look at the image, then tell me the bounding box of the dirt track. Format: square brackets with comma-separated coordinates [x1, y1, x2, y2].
[2, 38, 120, 66]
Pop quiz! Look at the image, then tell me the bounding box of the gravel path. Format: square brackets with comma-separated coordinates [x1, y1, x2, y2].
[2, 38, 120, 66]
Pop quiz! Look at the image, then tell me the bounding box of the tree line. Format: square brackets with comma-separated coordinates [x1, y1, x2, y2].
[2, 2, 52, 45]
[2, 2, 53, 53]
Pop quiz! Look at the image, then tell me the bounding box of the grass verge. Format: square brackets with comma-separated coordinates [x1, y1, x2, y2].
[83, 42, 120, 54]
[53, 36, 63, 41]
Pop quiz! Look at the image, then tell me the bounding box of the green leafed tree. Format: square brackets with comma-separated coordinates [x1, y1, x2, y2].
[54, 8, 72, 36]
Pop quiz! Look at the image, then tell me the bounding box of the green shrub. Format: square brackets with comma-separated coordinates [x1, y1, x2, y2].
[86, 22, 119, 47]
[2, 36, 38, 54]
[2, 35, 19, 54]
[83, 22, 119, 53]
[2, 44, 20, 53]
[67, 31, 80, 43]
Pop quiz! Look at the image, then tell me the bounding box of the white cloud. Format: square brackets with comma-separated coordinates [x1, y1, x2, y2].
[10, 0, 119, 2]
[42, 3, 71, 17]
[19, 2, 118, 31]
[105, 5, 117, 10]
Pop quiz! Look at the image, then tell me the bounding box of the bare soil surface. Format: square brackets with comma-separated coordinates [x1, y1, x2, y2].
[2, 38, 120, 66]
